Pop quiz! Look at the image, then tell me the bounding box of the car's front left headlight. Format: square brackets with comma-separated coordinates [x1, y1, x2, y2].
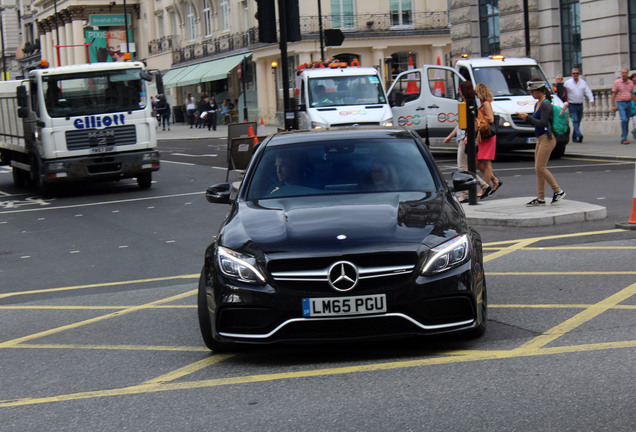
[217, 246, 266, 283]
[421, 235, 470, 275]
[380, 118, 393, 127]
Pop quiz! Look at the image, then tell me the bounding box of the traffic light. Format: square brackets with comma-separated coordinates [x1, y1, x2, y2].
[285, 0, 301, 42]
[256, 0, 277, 43]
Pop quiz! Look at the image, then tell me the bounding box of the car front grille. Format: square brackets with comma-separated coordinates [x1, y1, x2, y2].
[65, 125, 137, 150]
[268, 252, 418, 295]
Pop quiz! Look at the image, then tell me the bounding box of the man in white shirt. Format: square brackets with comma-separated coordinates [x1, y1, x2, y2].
[563, 68, 595, 143]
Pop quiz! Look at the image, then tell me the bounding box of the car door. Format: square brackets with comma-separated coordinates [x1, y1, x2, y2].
[388, 65, 463, 145]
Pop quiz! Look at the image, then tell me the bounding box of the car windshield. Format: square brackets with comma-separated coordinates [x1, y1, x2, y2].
[308, 75, 386, 107]
[246, 137, 436, 200]
[43, 69, 147, 118]
[472, 65, 548, 97]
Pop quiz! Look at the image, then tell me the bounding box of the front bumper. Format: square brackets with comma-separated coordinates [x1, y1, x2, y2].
[203, 261, 483, 344]
[40, 149, 160, 184]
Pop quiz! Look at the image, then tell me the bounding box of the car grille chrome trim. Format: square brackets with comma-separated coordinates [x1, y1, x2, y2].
[271, 264, 415, 281]
[218, 313, 474, 339]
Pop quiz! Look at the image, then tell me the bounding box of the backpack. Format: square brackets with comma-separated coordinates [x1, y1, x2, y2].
[551, 103, 569, 137]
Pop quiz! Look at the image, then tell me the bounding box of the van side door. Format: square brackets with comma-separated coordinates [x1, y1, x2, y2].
[388, 65, 463, 145]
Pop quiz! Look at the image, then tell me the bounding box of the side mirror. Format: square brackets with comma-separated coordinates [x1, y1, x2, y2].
[206, 183, 232, 204]
[16, 85, 28, 108]
[155, 73, 164, 96]
[450, 171, 477, 192]
[140, 70, 153, 81]
[390, 91, 404, 107]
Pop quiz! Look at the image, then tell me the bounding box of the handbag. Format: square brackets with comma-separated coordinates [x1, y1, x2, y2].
[475, 105, 494, 142]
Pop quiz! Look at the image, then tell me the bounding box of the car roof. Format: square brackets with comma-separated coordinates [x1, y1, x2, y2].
[263, 127, 417, 147]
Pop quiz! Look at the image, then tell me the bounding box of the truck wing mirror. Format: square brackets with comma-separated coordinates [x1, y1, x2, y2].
[16, 85, 28, 108]
[139, 70, 153, 81]
[17, 107, 28, 118]
[154, 73, 164, 95]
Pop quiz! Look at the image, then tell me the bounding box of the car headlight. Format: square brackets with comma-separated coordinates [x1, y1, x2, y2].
[421, 235, 470, 275]
[380, 118, 393, 127]
[311, 121, 328, 129]
[217, 246, 266, 283]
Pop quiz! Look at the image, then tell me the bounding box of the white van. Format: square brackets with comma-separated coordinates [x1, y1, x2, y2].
[296, 65, 393, 129]
[387, 56, 569, 158]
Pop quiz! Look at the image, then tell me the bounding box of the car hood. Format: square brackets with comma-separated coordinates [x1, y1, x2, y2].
[219, 192, 465, 253]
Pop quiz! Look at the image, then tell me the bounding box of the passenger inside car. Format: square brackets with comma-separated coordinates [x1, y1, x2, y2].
[362, 160, 399, 191]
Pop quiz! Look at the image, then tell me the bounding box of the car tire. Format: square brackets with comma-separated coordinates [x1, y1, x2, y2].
[197, 268, 235, 352]
[467, 283, 487, 338]
[137, 172, 152, 189]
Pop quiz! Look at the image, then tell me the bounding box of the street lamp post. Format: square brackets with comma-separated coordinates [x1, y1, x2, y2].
[0, 8, 6, 80]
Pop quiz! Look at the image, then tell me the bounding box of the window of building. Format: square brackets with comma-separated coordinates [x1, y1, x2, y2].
[331, 0, 355, 29]
[220, 0, 230, 32]
[390, 0, 412, 27]
[629, 0, 636, 69]
[479, 0, 500, 56]
[333, 53, 360, 65]
[187, 3, 196, 41]
[388, 52, 417, 80]
[560, 0, 581, 73]
[157, 15, 164, 38]
[203, 0, 213, 36]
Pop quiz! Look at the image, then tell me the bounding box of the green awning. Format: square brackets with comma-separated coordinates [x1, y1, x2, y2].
[161, 53, 251, 89]
[162, 66, 192, 88]
[198, 53, 249, 82]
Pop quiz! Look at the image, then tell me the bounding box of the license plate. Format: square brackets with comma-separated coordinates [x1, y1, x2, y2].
[91, 145, 114, 153]
[526, 137, 537, 144]
[302, 294, 387, 317]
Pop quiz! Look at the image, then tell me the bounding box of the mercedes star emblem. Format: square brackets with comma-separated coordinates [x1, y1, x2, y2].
[328, 261, 359, 292]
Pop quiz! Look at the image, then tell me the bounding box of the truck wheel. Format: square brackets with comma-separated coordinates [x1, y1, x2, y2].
[30, 155, 53, 197]
[137, 172, 152, 189]
[12, 167, 28, 188]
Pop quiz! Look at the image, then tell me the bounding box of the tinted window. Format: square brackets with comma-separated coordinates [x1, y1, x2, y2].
[246, 137, 435, 200]
[472, 65, 547, 97]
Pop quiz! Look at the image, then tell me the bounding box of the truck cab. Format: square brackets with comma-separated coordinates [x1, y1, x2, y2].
[296, 64, 393, 129]
[387, 56, 569, 158]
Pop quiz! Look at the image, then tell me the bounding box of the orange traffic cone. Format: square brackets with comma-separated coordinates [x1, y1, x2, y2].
[616, 163, 636, 229]
[406, 56, 419, 94]
[433, 56, 446, 96]
[257, 117, 266, 136]
[253, 135, 259, 147]
[247, 125, 254, 137]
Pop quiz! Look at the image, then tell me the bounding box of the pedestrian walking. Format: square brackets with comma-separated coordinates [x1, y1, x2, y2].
[631, 73, 636, 139]
[611, 68, 636, 145]
[474, 83, 502, 198]
[443, 81, 490, 202]
[517, 80, 566, 206]
[156, 95, 171, 131]
[554, 74, 568, 104]
[186, 92, 197, 128]
[196, 93, 208, 128]
[563, 68, 595, 143]
[206, 96, 219, 131]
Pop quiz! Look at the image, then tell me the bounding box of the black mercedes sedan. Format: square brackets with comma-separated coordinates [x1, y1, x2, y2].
[198, 127, 486, 351]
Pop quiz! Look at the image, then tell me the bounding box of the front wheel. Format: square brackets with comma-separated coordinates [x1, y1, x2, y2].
[137, 172, 152, 189]
[197, 268, 235, 352]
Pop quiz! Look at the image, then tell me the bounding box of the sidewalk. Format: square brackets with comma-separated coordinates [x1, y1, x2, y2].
[158, 125, 636, 228]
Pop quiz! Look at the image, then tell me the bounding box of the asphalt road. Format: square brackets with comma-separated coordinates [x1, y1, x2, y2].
[0, 139, 634, 431]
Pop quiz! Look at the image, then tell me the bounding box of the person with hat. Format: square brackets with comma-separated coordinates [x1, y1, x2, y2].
[516, 80, 566, 207]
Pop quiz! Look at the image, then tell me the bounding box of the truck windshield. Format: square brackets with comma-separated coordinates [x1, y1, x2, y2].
[43, 69, 147, 118]
[309, 75, 386, 107]
[472, 65, 548, 97]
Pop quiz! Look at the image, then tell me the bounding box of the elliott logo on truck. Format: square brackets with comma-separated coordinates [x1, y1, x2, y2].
[0, 61, 164, 196]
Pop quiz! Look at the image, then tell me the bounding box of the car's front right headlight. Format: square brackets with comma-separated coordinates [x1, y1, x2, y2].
[421, 235, 470, 275]
[217, 246, 266, 283]
[311, 121, 328, 129]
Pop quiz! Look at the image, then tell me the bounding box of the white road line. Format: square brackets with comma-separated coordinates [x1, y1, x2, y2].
[0, 191, 203, 215]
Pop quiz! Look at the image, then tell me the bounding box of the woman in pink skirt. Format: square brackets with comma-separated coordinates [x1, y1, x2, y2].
[474, 83, 502, 198]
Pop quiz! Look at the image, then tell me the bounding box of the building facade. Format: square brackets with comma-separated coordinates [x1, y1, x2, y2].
[450, 0, 636, 134]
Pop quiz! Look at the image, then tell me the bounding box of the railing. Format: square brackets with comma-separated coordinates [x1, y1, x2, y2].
[147, 35, 176, 56]
[169, 11, 449, 66]
[573, 88, 622, 135]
